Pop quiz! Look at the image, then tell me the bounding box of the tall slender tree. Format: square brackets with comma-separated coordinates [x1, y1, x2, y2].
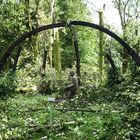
[51, 0, 62, 79]
[98, 10, 104, 85]
[113, 0, 140, 74]
[53, 29, 62, 79]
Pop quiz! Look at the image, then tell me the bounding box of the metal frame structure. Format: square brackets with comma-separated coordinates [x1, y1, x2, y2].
[0, 21, 140, 75]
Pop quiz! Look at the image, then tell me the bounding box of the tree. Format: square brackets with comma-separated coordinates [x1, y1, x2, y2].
[53, 30, 62, 79]
[98, 10, 104, 85]
[0, 1, 26, 70]
[113, 0, 140, 74]
[57, 0, 94, 71]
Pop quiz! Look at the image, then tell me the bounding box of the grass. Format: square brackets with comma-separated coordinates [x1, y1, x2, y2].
[0, 92, 123, 139]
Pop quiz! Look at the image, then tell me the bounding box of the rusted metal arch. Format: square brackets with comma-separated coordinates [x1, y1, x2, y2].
[70, 21, 140, 66]
[0, 20, 140, 73]
[0, 22, 66, 72]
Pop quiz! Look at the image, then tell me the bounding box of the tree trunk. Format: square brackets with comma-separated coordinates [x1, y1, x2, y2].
[49, 0, 56, 68]
[53, 30, 62, 79]
[105, 53, 116, 72]
[122, 46, 128, 74]
[25, 0, 33, 60]
[12, 47, 22, 73]
[25, 0, 39, 62]
[98, 11, 104, 85]
[69, 25, 80, 85]
[42, 49, 47, 70]
[25, 0, 32, 32]
[49, 0, 62, 79]
[32, 0, 40, 61]
[114, 0, 130, 74]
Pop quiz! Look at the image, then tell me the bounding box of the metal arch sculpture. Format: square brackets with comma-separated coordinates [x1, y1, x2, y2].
[0, 22, 66, 72]
[0, 20, 140, 73]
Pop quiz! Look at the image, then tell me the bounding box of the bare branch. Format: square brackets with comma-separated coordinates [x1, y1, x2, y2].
[123, 0, 130, 25]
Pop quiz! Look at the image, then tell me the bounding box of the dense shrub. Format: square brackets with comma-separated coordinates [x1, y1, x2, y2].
[0, 71, 17, 99]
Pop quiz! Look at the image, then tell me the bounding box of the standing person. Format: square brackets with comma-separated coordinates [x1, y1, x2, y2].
[65, 71, 78, 99]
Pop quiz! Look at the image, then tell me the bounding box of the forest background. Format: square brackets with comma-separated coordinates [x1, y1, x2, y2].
[0, 0, 140, 139]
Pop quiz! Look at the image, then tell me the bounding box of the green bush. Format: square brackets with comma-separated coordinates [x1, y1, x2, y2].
[0, 71, 17, 99]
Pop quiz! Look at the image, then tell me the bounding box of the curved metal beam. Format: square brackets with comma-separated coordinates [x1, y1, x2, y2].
[70, 21, 140, 66]
[0, 22, 67, 72]
[0, 20, 140, 72]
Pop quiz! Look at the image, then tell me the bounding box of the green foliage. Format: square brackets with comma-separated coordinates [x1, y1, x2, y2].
[114, 76, 140, 139]
[0, 2, 26, 58]
[77, 27, 97, 65]
[106, 67, 120, 87]
[0, 71, 17, 99]
[37, 68, 57, 95]
[0, 72, 140, 139]
[16, 63, 40, 90]
[0, 0, 140, 139]
[56, 0, 90, 21]
[60, 29, 75, 69]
